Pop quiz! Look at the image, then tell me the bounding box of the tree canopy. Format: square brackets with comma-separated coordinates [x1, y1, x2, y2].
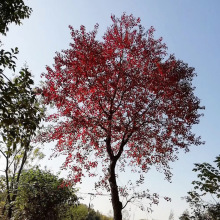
[0, 0, 32, 35]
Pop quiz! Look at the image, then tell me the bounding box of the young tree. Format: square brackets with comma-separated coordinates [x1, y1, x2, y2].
[0, 69, 44, 218]
[40, 14, 204, 220]
[0, 1, 45, 218]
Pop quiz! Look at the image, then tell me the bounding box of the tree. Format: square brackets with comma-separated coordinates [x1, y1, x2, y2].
[0, 70, 44, 218]
[184, 155, 220, 219]
[14, 167, 78, 220]
[40, 13, 204, 220]
[0, 1, 45, 218]
[0, 0, 32, 35]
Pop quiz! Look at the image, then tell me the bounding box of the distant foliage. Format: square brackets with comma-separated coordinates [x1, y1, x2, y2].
[65, 204, 113, 220]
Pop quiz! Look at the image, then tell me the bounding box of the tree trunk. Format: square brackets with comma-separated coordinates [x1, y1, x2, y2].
[108, 160, 122, 220]
[4, 155, 12, 219]
[3, 144, 29, 219]
[11, 148, 28, 204]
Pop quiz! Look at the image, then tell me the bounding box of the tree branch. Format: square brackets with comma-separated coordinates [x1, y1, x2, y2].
[122, 196, 134, 209]
[0, 149, 6, 158]
[0, 70, 12, 82]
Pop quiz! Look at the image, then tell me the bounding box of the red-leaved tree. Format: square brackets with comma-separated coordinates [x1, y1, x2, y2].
[40, 14, 204, 220]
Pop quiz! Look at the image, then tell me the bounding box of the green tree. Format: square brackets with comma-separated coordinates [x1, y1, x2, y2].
[184, 155, 220, 219]
[0, 1, 45, 218]
[0, 0, 32, 77]
[0, 0, 32, 35]
[0, 70, 44, 218]
[14, 167, 78, 220]
[191, 155, 220, 198]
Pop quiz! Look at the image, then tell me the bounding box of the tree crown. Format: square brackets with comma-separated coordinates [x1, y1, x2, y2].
[40, 13, 204, 186]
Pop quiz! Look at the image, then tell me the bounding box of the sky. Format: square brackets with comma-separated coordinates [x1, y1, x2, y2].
[2, 0, 220, 219]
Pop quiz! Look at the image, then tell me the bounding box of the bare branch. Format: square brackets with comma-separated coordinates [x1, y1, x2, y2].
[0, 149, 6, 158]
[122, 196, 134, 209]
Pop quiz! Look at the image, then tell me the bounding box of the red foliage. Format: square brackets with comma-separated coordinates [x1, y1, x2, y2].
[40, 13, 203, 187]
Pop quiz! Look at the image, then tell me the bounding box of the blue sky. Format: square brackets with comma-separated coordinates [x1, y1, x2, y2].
[2, 0, 220, 219]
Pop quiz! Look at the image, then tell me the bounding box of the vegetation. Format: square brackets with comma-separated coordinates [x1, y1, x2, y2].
[0, 0, 45, 218]
[0, 0, 32, 35]
[0, 167, 115, 220]
[0, 0, 32, 76]
[0, 0, 210, 219]
[179, 155, 220, 219]
[0, 167, 78, 220]
[0, 68, 45, 218]
[40, 13, 203, 219]
[65, 204, 113, 220]
[14, 167, 78, 220]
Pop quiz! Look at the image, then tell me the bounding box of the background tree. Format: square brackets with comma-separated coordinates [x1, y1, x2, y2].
[184, 155, 220, 219]
[40, 13, 204, 220]
[0, 70, 44, 218]
[191, 155, 220, 198]
[14, 167, 78, 220]
[0, 0, 32, 35]
[0, 0, 32, 77]
[0, 1, 45, 218]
